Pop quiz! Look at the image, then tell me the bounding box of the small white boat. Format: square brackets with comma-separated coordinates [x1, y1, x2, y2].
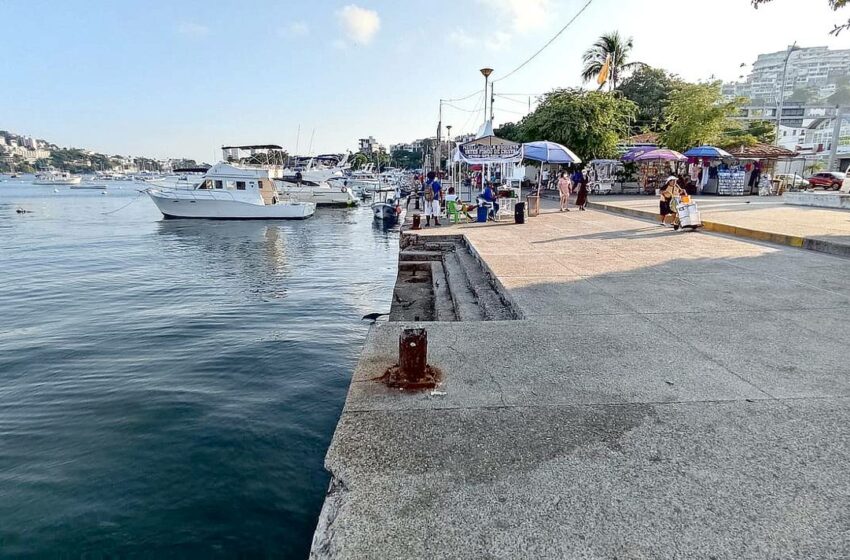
[33, 170, 82, 185]
[145, 163, 315, 220]
[371, 189, 406, 222]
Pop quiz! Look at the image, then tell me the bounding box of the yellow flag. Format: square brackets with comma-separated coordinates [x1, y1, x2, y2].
[597, 54, 611, 86]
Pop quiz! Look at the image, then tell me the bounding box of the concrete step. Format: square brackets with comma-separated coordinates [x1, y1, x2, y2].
[442, 251, 486, 322]
[431, 261, 457, 322]
[399, 250, 443, 262]
[454, 248, 515, 321]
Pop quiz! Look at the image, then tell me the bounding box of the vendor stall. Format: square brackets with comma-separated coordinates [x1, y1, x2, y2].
[521, 141, 582, 215]
[587, 159, 623, 194]
[453, 134, 523, 203]
[683, 146, 733, 195]
[726, 143, 798, 195]
[632, 149, 687, 194]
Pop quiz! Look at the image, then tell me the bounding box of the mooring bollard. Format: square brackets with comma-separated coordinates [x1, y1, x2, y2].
[399, 328, 427, 383]
[412, 214, 421, 230]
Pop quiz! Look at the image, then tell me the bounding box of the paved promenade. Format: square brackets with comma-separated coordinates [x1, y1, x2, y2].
[586, 195, 850, 256]
[311, 208, 850, 559]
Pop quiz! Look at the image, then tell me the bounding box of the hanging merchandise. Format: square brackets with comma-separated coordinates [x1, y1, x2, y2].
[717, 170, 746, 196]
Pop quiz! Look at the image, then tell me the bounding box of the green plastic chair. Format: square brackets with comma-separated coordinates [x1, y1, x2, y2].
[446, 200, 462, 224]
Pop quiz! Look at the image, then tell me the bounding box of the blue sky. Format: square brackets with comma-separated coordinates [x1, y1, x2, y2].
[0, 0, 846, 162]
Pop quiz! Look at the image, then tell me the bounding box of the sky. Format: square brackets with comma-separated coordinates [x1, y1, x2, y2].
[0, 0, 847, 162]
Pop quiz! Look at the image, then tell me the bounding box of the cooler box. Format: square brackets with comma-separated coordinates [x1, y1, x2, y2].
[476, 206, 488, 223]
[678, 203, 701, 227]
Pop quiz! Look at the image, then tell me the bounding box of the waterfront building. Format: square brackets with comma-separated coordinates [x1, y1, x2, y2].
[724, 45, 850, 104]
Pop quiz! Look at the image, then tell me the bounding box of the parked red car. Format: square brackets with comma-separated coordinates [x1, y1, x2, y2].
[806, 171, 846, 190]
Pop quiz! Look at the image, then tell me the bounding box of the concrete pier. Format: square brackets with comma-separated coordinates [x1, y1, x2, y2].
[311, 207, 850, 559]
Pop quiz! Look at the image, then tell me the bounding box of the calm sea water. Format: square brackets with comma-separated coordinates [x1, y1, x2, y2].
[0, 179, 399, 557]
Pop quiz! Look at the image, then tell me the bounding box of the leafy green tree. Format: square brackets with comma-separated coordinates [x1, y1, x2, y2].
[618, 66, 679, 131]
[581, 31, 642, 90]
[752, 0, 848, 35]
[510, 89, 637, 161]
[390, 149, 422, 169]
[719, 120, 777, 150]
[350, 152, 369, 170]
[494, 122, 523, 143]
[661, 82, 740, 151]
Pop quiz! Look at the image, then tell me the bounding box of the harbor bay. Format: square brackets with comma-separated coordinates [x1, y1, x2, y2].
[0, 183, 399, 557]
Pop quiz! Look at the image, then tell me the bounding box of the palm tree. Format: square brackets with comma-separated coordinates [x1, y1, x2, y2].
[581, 31, 641, 91]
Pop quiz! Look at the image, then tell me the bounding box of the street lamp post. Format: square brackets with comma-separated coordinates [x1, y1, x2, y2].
[446, 125, 453, 188]
[775, 42, 799, 146]
[480, 68, 493, 127]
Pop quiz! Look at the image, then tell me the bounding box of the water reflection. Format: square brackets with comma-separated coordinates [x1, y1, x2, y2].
[156, 220, 294, 300]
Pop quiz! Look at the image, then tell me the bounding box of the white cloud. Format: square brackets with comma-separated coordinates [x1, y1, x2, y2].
[281, 21, 310, 37]
[447, 27, 477, 48]
[176, 22, 209, 38]
[336, 4, 381, 46]
[480, 0, 552, 32]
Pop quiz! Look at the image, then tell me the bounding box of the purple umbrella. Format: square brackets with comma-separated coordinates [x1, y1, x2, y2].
[621, 146, 657, 162]
[634, 148, 687, 162]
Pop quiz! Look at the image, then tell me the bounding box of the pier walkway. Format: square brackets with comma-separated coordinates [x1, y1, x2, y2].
[586, 194, 850, 257]
[311, 207, 850, 559]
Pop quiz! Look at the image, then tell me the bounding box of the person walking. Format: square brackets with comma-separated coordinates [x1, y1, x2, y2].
[424, 171, 442, 226]
[659, 176, 682, 226]
[575, 177, 589, 211]
[557, 172, 572, 212]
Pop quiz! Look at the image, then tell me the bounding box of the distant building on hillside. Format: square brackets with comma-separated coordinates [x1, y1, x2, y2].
[358, 136, 382, 154]
[723, 45, 850, 104]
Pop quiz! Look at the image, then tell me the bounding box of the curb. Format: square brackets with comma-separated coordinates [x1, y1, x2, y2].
[586, 201, 850, 258]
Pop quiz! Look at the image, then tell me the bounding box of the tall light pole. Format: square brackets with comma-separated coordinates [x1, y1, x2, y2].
[446, 125, 453, 187]
[480, 68, 493, 127]
[775, 42, 799, 146]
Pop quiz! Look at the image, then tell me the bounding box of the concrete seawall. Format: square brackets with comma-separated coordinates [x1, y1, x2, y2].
[311, 208, 850, 559]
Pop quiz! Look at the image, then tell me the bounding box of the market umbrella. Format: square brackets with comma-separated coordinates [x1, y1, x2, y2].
[683, 145, 732, 159]
[521, 141, 582, 164]
[621, 145, 657, 162]
[634, 148, 687, 162]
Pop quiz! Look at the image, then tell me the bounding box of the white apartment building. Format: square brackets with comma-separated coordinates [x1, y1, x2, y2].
[723, 46, 850, 103]
[358, 136, 382, 154]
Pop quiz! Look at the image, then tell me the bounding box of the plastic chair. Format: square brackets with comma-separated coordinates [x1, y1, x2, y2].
[446, 200, 462, 224]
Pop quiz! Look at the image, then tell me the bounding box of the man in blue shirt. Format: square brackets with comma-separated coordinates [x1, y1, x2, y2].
[480, 182, 499, 221]
[424, 171, 442, 226]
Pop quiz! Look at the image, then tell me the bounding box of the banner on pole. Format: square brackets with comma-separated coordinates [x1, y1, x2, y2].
[457, 137, 521, 163]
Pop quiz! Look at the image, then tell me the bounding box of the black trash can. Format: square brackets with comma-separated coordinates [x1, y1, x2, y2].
[514, 202, 526, 224]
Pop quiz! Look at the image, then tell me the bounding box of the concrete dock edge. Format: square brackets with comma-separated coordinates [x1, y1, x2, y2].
[586, 200, 850, 258]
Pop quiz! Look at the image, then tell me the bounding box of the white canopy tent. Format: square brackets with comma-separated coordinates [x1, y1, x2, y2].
[451, 131, 523, 200]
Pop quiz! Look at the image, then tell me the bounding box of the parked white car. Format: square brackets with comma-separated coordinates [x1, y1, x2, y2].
[774, 173, 810, 190]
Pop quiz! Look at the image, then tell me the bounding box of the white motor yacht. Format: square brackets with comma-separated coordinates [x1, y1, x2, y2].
[33, 170, 82, 185]
[145, 163, 315, 220]
[275, 176, 358, 207]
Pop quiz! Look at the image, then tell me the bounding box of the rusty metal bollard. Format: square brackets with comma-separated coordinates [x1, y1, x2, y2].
[412, 214, 421, 230]
[399, 328, 427, 382]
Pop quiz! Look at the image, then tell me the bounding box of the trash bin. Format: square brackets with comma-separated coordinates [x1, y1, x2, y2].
[526, 195, 540, 217]
[514, 201, 525, 224]
[476, 205, 488, 223]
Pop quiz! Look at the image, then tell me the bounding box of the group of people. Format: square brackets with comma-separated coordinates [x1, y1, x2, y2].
[413, 171, 505, 226]
[556, 168, 589, 213]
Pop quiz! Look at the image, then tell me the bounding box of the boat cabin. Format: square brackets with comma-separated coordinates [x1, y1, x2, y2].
[194, 163, 277, 205]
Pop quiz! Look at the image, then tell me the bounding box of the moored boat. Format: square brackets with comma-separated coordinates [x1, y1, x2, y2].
[145, 163, 315, 220]
[33, 170, 82, 185]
